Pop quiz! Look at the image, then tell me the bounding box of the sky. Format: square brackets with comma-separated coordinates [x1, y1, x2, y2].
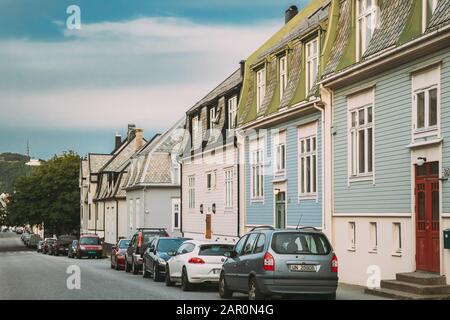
[0, 0, 308, 159]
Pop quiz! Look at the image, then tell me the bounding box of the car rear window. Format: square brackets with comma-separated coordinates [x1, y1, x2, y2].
[157, 239, 184, 252]
[271, 232, 331, 255]
[199, 244, 234, 256]
[80, 237, 100, 245]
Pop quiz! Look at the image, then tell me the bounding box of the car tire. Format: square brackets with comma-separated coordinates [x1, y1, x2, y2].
[143, 265, 151, 278]
[54, 252, 59, 256]
[219, 272, 233, 299]
[132, 259, 139, 275]
[165, 266, 175, 287]
[248, 277, 265, 301]
[77, 253, 81, 259]
[181, 268, 193, 291]
[110, 258, 114, 269]
[153, 264, 163, 282]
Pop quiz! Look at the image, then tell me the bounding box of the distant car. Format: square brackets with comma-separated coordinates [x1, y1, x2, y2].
[110, 239, 130, 270]
[165, 241, 234, 290]
[42, 238, 57, 254]
[16, 227, 23, 234]
[142, 237, 187, 281]
[76, 234, 103, 259]
[22, 233, 32, 245]
[28, 234, 42, 248]
[37, 240, 44, 253]
[21, 232, 29, 242]
[219, 227, 338, 300]
[67, 240, 78, 258]
[125, 228, 169, 274]
[49, 235, 78, 256]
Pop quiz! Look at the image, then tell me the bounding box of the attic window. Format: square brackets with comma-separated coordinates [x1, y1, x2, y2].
[209, 107, 217, 129]
[305, 38, 319, 95]
[423, 0, 438, 32]
[356, 0, 377, 60]
[279, 55, 287, 99]
[256, 67, 266, 113]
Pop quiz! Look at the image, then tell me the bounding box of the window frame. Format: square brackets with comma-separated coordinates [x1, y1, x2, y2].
[172, 198, 180, 230]
[224, 168, 234, 209]
[305, 37, 319, 95]
[209, 107, 217, 130]
[279, 55, 287, 100]
[356, 0, 377, 60]
[192, 115, 200, 149]
[369, 222, 378, 252]
[188, 175, 195, 209]
[422, 0, 438, 32]
[228, 95, 238, 130]
[298, 135, 317, 198]
[250, 140, 265, 201]
[256, 67, 266, 113]
[206, 170, 216, 191]
[274, 130, 286, 175]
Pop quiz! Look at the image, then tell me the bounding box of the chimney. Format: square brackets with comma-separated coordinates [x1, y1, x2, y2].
[285, 5, 298, 24]
[127, 124, 136, 141]
[239, 60, 246, 78]
[134, 129, 144, 151]
[115, 132, 122, 150]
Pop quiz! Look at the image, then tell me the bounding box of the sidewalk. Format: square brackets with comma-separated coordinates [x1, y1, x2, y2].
[337, 283, 391, 300]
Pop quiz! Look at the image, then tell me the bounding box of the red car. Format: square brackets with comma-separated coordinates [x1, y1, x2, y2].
[42, 238, 57, 254]
[76, 234, 103, 259]
[110, 239, 130, 270]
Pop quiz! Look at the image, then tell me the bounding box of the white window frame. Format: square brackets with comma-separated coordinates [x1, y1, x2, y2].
[356, 0, 377, 60]
[228, 96, 238, 130]
[422, 0, 438, 32]
[348, 221, 356, 251]
[206, 170, 216, 191]
[298, 124, 317, 199]
[250, 138, 264, 200]
[172, 198, 180, 230]
[279, 55, 287, 100]
[273, 130, 286, 175]
[369, 222, 378, 252]
[305, 38, 319, 95]
[256, 68, 266, 113]
[347, 89, 375, 182]
[209, 107, 217, 130]
[192, 116, 200, 149]
[224, 168, 233, 208]
[392, 222, 402, 255]
[188, 175, 195, 209]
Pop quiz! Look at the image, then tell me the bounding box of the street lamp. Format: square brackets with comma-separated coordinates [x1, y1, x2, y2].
[417, 157, 427, 167]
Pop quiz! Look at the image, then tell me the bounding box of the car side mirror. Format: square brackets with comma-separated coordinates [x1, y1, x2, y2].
[223, 252, 231, 258]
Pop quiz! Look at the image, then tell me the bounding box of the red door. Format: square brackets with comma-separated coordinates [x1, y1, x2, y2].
[415, 162, 440, 273]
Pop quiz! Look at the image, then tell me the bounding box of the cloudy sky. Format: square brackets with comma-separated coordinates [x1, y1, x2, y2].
[0, 0, 307, 159]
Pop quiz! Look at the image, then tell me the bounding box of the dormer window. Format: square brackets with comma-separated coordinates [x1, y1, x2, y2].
[279, 55, 287, 100]
[228, 95, 237, 130]
[305, 38, 319, 95]
[209, 107, 217, 129]
[192, 115, 200, 148]
[356, 0, 377, 60]
[256, 67, 266, 113]
[423, 0, 438, 32]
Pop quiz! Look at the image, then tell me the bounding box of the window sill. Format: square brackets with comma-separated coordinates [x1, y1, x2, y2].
[250, 198, 264, 204]
[368, 249, 378, 254]
[392, 251, 402, 257]
[349, 175, 373, 183]
[298, 194, 317, 201]
[348, 248, 356, 252]
[408, 138, 443, 149]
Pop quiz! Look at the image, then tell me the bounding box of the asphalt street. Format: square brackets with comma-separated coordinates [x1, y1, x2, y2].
[0, 232, 386, 300]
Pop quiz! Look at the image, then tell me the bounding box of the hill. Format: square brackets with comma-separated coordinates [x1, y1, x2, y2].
[0, 153, 32, 193]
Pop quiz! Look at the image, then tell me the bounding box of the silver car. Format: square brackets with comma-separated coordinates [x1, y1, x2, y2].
[219, 226, 338, 300]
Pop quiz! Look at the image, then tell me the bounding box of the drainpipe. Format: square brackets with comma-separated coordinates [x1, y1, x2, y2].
[235, 137, 240, 238]
[142, 186, 147, 229]
[180, 162, 184, 237]
[115, 199, 119, 243]
[313, 101, 326, 232]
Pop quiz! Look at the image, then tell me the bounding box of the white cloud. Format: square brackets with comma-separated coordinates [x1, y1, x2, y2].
[0, 17, 280, 131]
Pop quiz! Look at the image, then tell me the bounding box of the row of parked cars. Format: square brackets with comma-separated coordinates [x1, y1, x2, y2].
[37, 233, 104, 258]
[109, 226, 339, 300]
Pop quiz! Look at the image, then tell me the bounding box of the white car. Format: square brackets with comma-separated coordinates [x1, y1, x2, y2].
[165, 240, 234, 291]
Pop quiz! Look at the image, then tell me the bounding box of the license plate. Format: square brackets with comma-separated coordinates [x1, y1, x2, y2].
[289, 264, 317, 272]
[212, 269, 221, 274]
[88, 251, 97, 254]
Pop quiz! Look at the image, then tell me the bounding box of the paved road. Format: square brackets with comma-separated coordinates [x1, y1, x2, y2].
[0, 233, 386, 300]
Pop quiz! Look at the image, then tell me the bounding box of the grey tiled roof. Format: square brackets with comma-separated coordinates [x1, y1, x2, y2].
[88, 154, 112, 174]
[102, 137, 144, 173]
[280, 42, 303, 108]
[323, 0, 352, 76]
[363, 0, 414, 59]
[81, 160, 88, 178]
[427, 0, 450, 32]
[257, 58, 277, 117]
[115, 171, 128, 198]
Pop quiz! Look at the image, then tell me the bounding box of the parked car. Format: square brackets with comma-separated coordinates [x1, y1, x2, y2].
[76, 234, 103, 259]
[37, 240, 44, 253]
[219, 226, 338, 300]
[28, 234, 42, 248]
[125, 228, 169, 274]
[22, 233, 32, 246]
[110, 239, 130, 270]
[15, 227, 23, 234]
[67, 240, 78, 258]
[42, 238, 57, 254]
[49, 235, 78, 256]
[142, 237, 187, 281]
[20, 232, 29, 242]
[165, 241, 234, 290]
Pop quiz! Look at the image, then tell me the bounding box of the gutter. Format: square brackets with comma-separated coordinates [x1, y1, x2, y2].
[180, 162, 183, 237]
[235, 136, 241, 238]
[115, 199, 119, 243]
[312, 101, 326, 231]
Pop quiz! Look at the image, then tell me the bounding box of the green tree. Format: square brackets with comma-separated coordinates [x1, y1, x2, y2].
[7, 151, 80, 236]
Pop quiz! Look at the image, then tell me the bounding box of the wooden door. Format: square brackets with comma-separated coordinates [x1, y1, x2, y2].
[415, 162, 440, 273]
[275, 192, 286, 229]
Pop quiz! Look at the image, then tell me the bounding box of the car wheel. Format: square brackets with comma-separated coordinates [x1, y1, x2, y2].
[219, 272, 233, 299]
[153, 264, 163, 282]
[165, 265, 175, 287]
[143, 264, 151, 278]
[77, 253, 81, 259]
[181, 268, 192, 291]
[248, 277, 265, 300]
[54, 251, 59, 256]
[110, 257, 115, 269]
[132, 259, 139, 275]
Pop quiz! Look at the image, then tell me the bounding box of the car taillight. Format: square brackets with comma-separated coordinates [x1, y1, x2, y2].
[137, 232, 142, 248]
[188, 257, 205, 264]
[263, 252, 274, 271]
[331, 254, 338, 273]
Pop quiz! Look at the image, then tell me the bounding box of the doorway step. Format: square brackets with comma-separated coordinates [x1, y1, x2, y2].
[365, 272, 450, 300]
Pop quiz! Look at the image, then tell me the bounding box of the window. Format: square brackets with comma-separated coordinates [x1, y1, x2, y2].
[305, 38, 319, 94]
[356, 0, 377, 60]
[242, 233, 259, 255]
[349, 222, 356, 250]
[135, 198, 140, 229]
[393, 223, 402, 255]
[279, 56, 287, 99]
[129, 199, 134, 229]
[177, 242, 195, 255]
[228, 96, 238, 130]
[298, 123, 317, 197]
[209, 107, 216, 129]
[348, 89, 374, 179]
[206, 171, 216, 191]
[423, 0, 438, 32]
[225, 168, 233, 208]
[369, 222, 377, 252]
[192, 116, 200, 148]
[172, 199, 180, 230]
[412, 66, 440, 138]
[234, 235, 248, 256]
[274, 130, 286, 174]
[250, 139, 264, 199]
[254, 234, 266, 254]
[172, 162, 180, 185]
[188, 176, 195, 209]
[256, 68, 266, 112]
